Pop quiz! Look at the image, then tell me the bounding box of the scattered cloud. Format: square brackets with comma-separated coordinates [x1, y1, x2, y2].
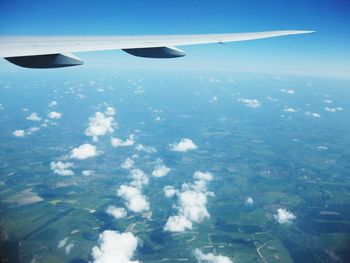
[129, 169, 149, 189]
[245, 196, 254, 205]
[274, 208, 296, 224]
[49, 100, 58, 107]
[323, 99, 332, 104]
[283, 107, 297, 113]
[27, 126, 40, 135]
[26, 112, 41, 121]
[65, 243, 74, 255]
[13, 129, 25, 137]
[193, 249, 233, 263]
[91, 230, 139, 263]
[70, 143, 98, 160]
[163, 186, 177, 198]
[164, 171, 213, 232]
[85, 111, 115, 141]
[135, 144, 157, 154]
[121, 157, 135, 170]
[305, 111, 321, 118]
[152, 159, 171, 178]
[280, 89, 295, 94]
[50, 161, 74, 176]
[111, 135, 135, 147]
[117, 185, 149, 213]
[105, 106, 116, 116]
[48, 111, 62, 119]
[238, 98, 261, 108]
[82, 170, 94, 176]
[106, 206, 127, 219]
[58, 237, 69, 249]
[170, 138, 198, 152]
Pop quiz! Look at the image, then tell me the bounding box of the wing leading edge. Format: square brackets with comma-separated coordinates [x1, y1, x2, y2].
[0, 30, 315, 68]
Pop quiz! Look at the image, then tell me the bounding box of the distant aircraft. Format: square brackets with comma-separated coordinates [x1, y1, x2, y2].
[0, 30, 314, 69]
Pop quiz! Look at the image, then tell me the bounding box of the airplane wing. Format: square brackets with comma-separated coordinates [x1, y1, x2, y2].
[0, 30, 314, 68]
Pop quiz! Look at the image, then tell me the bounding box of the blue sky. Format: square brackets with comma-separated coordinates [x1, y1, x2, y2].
[0, 0, 349, 78]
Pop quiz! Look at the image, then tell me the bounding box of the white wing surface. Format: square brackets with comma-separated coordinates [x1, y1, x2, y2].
[0, 30, 314, 68]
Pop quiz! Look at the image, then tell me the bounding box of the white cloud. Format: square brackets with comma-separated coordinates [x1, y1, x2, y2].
[27, 126, 40, 135]
[164, 171, 213, 232]
[26, 112, 41, 121]
[283, 107, 297, 113]
[135, 144, 157, 153]
[49, 100, 58, 107]
[85, 111, 115, 141]
[152, 159, 171, 177]
[323, 99, 332, 104]
[163, 186, 177, 198]
[105, 106, 116, 116]
[58, 237, 69, 249]
[129, 169, 149, 189]
[82, 170, 94, 176]
[111, 135, 135, 147]
[13, 129, 25, 137]
[50, 161, 74, 176]
[70, 143, 98, 160]
[106, 206, 127, 219]
[324, 107, 337, 112]
[65, 243, 74, 255]
[274, 208, 296, 224]
[121, 158, 135, 170]
[117, 185, 149, 213]
[48, 111, 62, 119]
[170, 138, 198, 152]
[238, 98, 261, 108]
[193, 171, 213, 182]
[164, 215, 193, 232]
[193, 249, 233, 263]
[280, 88, 295, 94]
[91, 230, 139, 263]
[305, 111, 321, 118]
[245, 196, 254, 205]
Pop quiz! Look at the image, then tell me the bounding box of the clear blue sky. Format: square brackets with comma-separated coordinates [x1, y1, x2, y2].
[0, 0, 349, 78]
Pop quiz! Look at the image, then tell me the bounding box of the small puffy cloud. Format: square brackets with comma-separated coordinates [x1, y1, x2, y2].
[238, 98, 261, 108]
[193, 171, 213, 182]
[163, 186, 177, 198]
[51, 161, 74, 176]
[27, 126, 40, 135]
[111, 135, 135, 147]
[274, 208, 296, 224]
[65, 243, 74, 255]
[170, 138, 198, 152]
[280, 89, 295, 94]
[105, 106, 116, 116]
[85, 111, 115, 141]
[13, 129, 25, 137]
[121, 157, 135, 170]
[152, 159, 171, 178]
[245, 196, 254, 205]
[193, 249, 233, 263]
[106, 206, 127, 219]
[58, 237, 69, 249]
[130, 169, 149, 188]
[91, 230, 139, 263]
[305, 111, 321, 118]
[70, 143, 98, 160]
[135, 144, 157, 153]
[323, 99, 332, 104]
[48, 111, 62, 119]
[164, 171, 213, 232]
[283, 107, 297, 113]
[164, 215, 193, 232]
[82, 170, 94, 176]
[49, 100, 58, 107]
[117, 185, 149, 213]
[26, 112, 41, 121]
